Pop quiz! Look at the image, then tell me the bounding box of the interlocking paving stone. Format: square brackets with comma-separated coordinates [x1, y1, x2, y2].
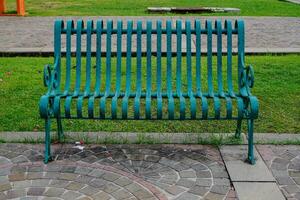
[65, 181, 86, 190]
[27, 187, 46, 196]
[210, 185, 229, 195]
[276, 177, 295, 185]
[91, 191, 111, 200]
[27, 172, 44, 179]
[195, 178, 212, 187]
[102, 172, 121, 182]
[176, 178, 196, 188]
[0, 176, 8, 184]
[76, 175, 94, 184]
[44, 187, 66, 197]
[189, 185, 209, 196]
[0, 168, 10, 176]
[12, 180, 31, 188]
[114, 177, 133, 187]
[8, 173, 26, 182]
[112, 189, 133, 199]
[28, 166, 44, 172]
[61, 166, 77, 173]
[165, 185, 185, 195]
[60, 173, 79, 181]
[44, 172, 61, 179]
[213, 178, 230, 186]
[75, 166, 94, 175]
[0, 183, 11, 192]
[0, 144, 235, 199]
[61, 191, 82, 199]
[132, 189, 154, 199]
[205, 192, 226, 200]
[283, 185, 300, 194]
[233, 182, 285, 200]
[11, 155, 29, 163]
[179, 169, 196, 178]
[6, 188, 27, 199]
[32, 179, 50, 187]
[90, 178, 108, 188]
[49, 179, 70, 187]
[196, 170, 211, 178]
[103, 183, 120, 193]
[79, 186, 100, 196]
[174, 192, 200, 200]
[10, 166, 27, 173]
[257, 145, 300, 200]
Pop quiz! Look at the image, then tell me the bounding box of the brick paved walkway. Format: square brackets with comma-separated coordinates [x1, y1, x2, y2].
[0, 16, 299, 55]
[258, 145, 300, 200]
[0, 143, 299, 199]
[0, 144, 236, 200]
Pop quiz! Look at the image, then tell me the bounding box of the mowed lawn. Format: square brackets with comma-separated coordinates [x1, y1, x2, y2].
[0, 55, 299, 133]
[4, 0, 300, 17]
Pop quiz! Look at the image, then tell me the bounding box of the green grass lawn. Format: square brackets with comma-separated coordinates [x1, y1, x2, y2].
[4, 0, 300, 17]
[0, 55, 299, 133]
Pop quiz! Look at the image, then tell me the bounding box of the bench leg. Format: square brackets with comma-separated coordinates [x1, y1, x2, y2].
[44, 118, 52, 164]
[235, 119, 242, 138]
[247, 119, 255, 165]
[56, 116, 64, 142]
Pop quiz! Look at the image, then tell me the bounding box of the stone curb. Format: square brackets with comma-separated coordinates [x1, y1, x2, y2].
[0, 132, 298, 144]
[285, 0, 300, 4]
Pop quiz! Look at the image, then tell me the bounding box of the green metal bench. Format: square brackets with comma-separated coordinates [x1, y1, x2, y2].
[39, 19, 259, 164]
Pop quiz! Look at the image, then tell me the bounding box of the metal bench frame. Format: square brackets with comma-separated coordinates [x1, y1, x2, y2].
[39, 19, 259, 164]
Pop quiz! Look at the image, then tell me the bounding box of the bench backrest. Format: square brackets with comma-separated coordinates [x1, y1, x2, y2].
[53, 19, 245, 97]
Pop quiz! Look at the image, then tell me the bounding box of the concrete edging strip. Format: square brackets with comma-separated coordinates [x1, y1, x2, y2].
[0, 132, 298, 144]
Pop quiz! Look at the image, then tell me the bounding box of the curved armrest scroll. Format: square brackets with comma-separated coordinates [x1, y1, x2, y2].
[43, 58, 60, 94]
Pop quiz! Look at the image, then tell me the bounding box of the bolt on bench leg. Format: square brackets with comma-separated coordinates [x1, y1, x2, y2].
[44, 118, 52, 164]
[247, 119, 255, 165]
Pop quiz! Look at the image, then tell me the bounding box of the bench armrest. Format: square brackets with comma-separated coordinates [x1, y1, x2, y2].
[43, 57, 60, 95]
[241, 65, 254, 89]
[239, 55, 255, 97]
[239, 61, 258, 119]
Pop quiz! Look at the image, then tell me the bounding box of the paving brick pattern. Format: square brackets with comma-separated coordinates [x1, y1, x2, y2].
[0, 144, 236, 200]
[257, 145, 300, 200]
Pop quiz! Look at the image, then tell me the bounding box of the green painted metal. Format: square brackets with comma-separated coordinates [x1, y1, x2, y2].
[166, 20, 174, 120]
[134, 21, 142, 119]
[146, 21, 152, 120]
[156, 20, 163, 119]
[206, 20, 214, 98]
[40, 19, 259, 164]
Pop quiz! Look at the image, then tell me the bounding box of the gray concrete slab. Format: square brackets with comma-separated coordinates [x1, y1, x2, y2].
[0, 16, 300, 55]
[220, 145, 275, 182]
[233, 182, 285, 200]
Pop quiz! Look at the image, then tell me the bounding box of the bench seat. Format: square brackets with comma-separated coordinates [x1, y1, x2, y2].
[41, 92, 258, 120]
